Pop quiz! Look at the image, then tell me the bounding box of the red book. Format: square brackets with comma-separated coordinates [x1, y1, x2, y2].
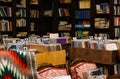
[118, 17, 120, 26]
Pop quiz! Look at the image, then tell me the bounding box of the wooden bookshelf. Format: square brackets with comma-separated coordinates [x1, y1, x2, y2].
[0, 0, 119, 39]
[14, 0, 28, 38]
[113, 0, 120, 38]
[90, 0, 115, 39]
[52, 0, 73, 38]
[38, 0, 55, 36]
[29, 0, 40, 35]
[0, 0, 14, 37]
[72, 0, 91, 39]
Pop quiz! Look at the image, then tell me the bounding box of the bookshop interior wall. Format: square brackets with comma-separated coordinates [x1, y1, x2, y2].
[1, 0, 120, 79]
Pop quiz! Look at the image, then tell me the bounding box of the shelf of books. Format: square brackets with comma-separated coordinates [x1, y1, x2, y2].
[114, 0, 120, 38]
[35, 0, 54, 36]
[74, 0, 91, 39]
[0, 0, 13, 37]
[29, 0, 39, 33]
[30, 0, 38, 5]
[93, 0, 111, 38]
[15, 0, 28, 38]
[58, 0, 72, 40]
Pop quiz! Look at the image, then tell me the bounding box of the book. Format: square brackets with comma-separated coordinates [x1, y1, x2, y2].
[16, 19, 26, 27]
[30, 0, 38, 4]
[96, 3, 110, 14]
[104, 43, 118, 51]
[64, 8, 70, 16]
[79, 0, 91, 9]
[60, 0, 71, 3]
[95, 18, 109, 28]
[0, 20, 12, 31]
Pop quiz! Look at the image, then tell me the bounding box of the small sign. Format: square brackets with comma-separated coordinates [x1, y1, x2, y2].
[104, 43, 118, 51]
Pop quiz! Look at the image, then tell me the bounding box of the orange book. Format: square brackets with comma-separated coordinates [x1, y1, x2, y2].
[64, 9, 70, 16]
[60, 0, 65, 3]
[118, 17, 120, 26]
[82, 20, 87, 25]
[9, 21, 12, 31]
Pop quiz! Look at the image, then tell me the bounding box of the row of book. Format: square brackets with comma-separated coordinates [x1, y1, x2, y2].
[16, 0, 26, 8]
[3, 36, 68, 45]
[61, 32, 70, 38]
[6, 43, 62, 53]
[30, 44, 62, 53]
[114, 17, 120, 26]
[75, 25, 90, 29]
[0, 20, 12, 31]
[75, 30, 89, 39]
[16, 8, 26, 17]
[16, 32, 27, 37]
[71, 39, 90, 48]
[96, 3, 109, 14]
[58, 21, 71, 31]
[30, 0, 38, 5]
[115, 28, 120, 37]
[75, 10, 90, 19]
[114, 6, 120, 15]
[114, 0, 120, 4]
[30, 9, 39, 18]
[78, 0, 91, 9]
[0, 0, 11, 2]
[0, 6, 12, 17]
[0, 0, 38, 5]
[71, 39, 118, 50]
[43, 10, 53, 17]
[16, 18, 26, 27]
[58, 24, 71, 31]
[95, 33, 109, 38]
[60, 0, 71, 3]
[75, 20, 90, 29]
[30, 22, 35, 31]
[95, 18, 109, 28]
[4, 36, 69, 50]
[58, 8, 70, 17]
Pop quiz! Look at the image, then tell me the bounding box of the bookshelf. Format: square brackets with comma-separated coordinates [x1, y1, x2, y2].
[53, 0, 73, 38]
[14, 0, 28, 38]
[0, 0, 119, 39]
[90, 0, 114, 38]
[0, 0, 61, 38]
[0, 0, 14, 37]
[38, 0, 55, 36]
[73, 0, 91, 39]
[113, 0, 120, 38]
[29, 0, 40, 35]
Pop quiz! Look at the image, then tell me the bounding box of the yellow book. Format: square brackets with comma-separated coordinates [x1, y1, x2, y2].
[79, 0, 90, 9]
[29, 44, 47, 53]
[65, 0, 71, 3]
[9, 21, 12, 31]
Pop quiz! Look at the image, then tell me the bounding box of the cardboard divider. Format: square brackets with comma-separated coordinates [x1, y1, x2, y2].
[34, 50, 66, 67]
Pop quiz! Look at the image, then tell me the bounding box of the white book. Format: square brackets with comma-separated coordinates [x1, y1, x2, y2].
[104, 43, 118, 51]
